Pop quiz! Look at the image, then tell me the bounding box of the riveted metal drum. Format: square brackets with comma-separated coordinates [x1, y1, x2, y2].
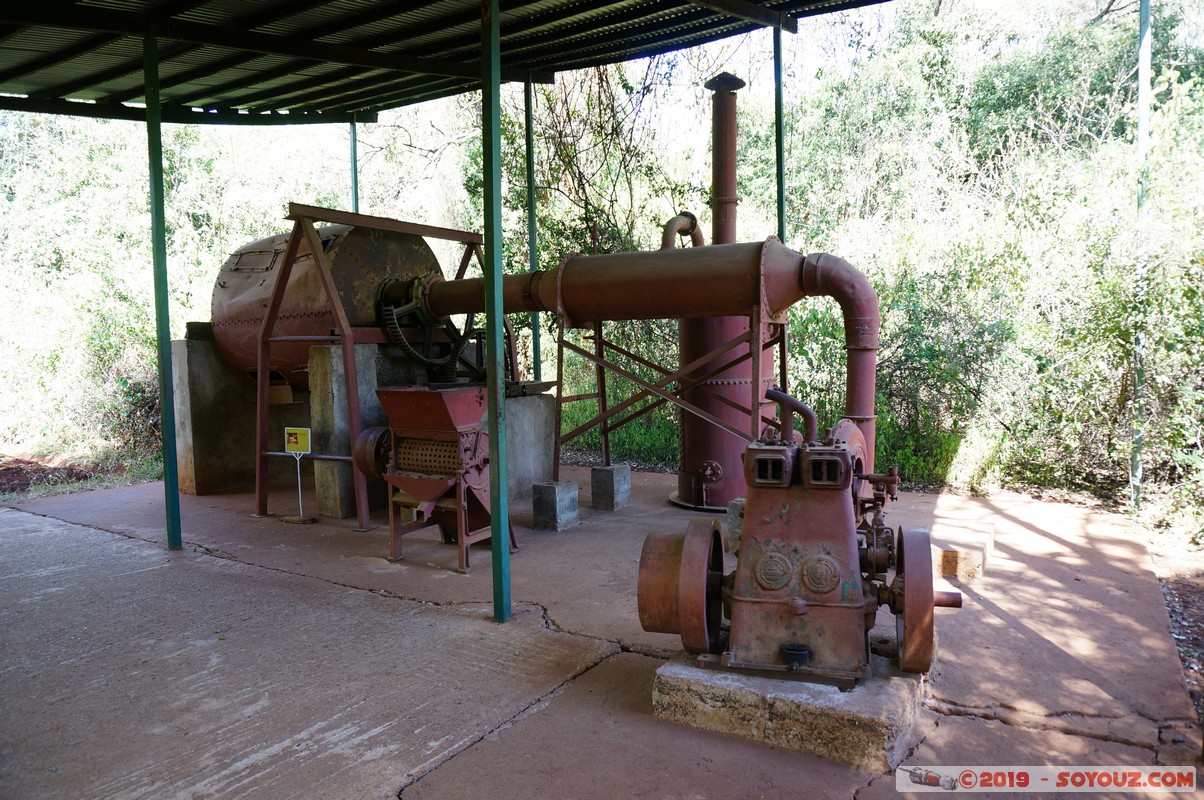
[211, 225, 441, 390]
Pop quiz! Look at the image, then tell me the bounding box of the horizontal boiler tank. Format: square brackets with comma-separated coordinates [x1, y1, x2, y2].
[210, 224, 441, 390]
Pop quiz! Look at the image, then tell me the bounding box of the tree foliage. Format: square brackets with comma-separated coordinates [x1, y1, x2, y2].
[1, 0, 1202, 542]
[739, 1, 1204, 538]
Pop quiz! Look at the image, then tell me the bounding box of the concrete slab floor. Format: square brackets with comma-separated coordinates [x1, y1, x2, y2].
[404, 652, 874, 800]
[0, 509, 614, 800]
[5, 467, 1202, 798]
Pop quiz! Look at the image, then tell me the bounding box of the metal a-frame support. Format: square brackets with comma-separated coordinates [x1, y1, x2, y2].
[551, 316, 789, 480]
[251, 204, 489, 532]
[253, 212, 373, 531]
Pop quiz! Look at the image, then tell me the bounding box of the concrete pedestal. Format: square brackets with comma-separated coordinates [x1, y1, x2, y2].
[653, 654, 924, 771]
[591, 464, 631, 511]
[172, 327, 309, 495]
[502, 392, 557, 503]
[308, 345, 423, 519]
[532, 481, 579, 531]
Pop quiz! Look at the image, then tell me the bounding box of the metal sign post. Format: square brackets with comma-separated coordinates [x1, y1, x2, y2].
[282, 427, 316, 524]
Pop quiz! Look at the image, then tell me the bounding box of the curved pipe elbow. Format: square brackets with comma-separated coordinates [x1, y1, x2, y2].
[799, 252, 880, 468]
[660, 213, 705, 250]
[765, 388, 818, 444]
[801, 252, 880, 350]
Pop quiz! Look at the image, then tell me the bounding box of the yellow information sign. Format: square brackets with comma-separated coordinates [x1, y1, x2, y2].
[284, 427, 311, 455]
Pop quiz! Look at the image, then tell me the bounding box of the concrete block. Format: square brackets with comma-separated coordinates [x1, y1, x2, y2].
[172, 334, 309, 495]
[503, 392, 556, 502]
[309, 344, 406, 519]
[653, 654, 924, 771]
[725, 497, 745, 552]
[533, 481, 579, 531]
[928, 521, 995, 582]
[591, 464, 631, 511]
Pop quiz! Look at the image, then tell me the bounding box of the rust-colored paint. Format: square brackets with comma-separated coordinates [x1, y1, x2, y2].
[724, 435, 871, 679]
[424, 245, 881, 463]
[372, 385, 515, 573]
[636, 519, 724, 655]
[211, 224, 442, 390]
[637, 391, 961, 684]
[895, 527, 936, 673]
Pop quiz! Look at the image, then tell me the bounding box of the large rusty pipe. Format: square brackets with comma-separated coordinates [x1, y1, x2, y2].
[801, 252, 880, 472]
[423, 243, 882, 467]
[425, 240, 807, 322]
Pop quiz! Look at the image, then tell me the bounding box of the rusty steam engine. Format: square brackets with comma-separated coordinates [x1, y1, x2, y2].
[376, 233, 959, 682]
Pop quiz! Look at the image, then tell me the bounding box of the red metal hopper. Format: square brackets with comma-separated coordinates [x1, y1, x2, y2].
[375, 385, 487, 438]
[369, 383, 514, 573]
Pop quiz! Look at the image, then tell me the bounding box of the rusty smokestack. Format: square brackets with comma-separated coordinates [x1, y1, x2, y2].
[707, 72, 743, 243]
[672, 72, 771, 510]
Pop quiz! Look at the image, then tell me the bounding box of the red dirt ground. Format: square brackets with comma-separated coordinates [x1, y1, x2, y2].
[0, 457, 93, 495]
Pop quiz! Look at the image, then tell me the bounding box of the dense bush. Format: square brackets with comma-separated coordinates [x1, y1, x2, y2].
[736, 3, 1204, 531]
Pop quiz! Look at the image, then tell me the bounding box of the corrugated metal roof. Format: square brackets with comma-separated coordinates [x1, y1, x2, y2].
[0, 0, 886, 125]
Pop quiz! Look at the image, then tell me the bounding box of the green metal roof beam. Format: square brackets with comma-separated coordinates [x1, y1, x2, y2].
[0, 32, 120, 84]
[115, 0, 525, 107]
[2, 4, 555, 85]
[689, 0, 798, 32]
[278, 75, 470, 117]
[0, 95, 374, 125]
[30, 0, 327, 101]
[173, 0, 555, 114]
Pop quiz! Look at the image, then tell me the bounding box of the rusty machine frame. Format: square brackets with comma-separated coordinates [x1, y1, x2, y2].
[211, 203, 509, 532]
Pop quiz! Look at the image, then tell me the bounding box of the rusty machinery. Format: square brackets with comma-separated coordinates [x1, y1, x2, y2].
[388, 218, 962, 679]
[638, 409, 963, 686]
[212, 208, 958, 675]
[353, 385, 517, 574]
[637, 311, 963, 685]
[205, 79, 960, 672]
[210, 205, 521, 565]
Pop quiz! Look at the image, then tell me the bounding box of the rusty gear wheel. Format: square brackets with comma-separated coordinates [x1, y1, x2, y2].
[352, 427, 392, 479]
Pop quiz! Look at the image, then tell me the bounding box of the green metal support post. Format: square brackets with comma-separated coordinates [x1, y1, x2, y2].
[1131, 0, 1152, 508]
[524, 78, 541, 380]
[773, 26, 786, 243]
[143, 24, 183, 550]
[482, 0, 512, 622]
[350, 119, 360, 213]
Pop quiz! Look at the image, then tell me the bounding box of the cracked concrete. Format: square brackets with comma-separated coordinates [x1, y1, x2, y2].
[4, 468, 1202, 797]
[0, 508, 617, 800]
